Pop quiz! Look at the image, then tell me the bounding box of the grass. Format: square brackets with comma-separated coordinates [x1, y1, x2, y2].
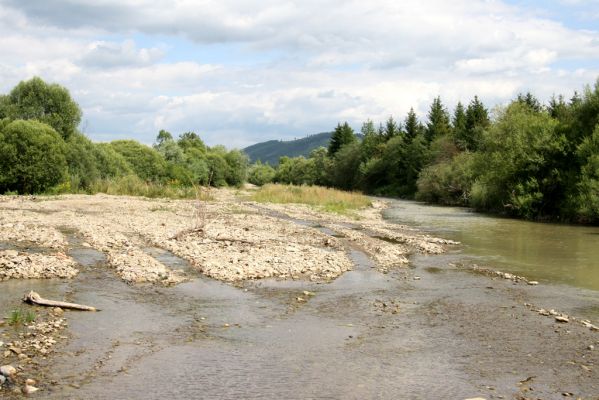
[7, 309, 36, 325]
[252, 184, 371, 215]
[86, 176, 213, 200]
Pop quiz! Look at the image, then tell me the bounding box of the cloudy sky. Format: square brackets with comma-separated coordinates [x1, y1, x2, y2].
[1, 0, 598, 148]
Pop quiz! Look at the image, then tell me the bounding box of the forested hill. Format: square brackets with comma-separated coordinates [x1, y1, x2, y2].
[243, 132, 332, 165]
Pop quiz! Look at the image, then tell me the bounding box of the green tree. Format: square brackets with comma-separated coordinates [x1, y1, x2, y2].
[404, 108, 423, 143]
[0, 120, 67, 194]
[516, 92, 543, 113]
[178, 131, 207, 153]
[110, 140, 167, 181]
[248, 161, 276, 186]
[425, 97, 451, 143]
[576, 123, 599, 222]
[470, 103, 564, 218]
[452, 101, 467, 148]
[462, 96, 490, 151]
[65, 133, 100, 190]
[328, 122, 356, 155]
[225, 149, 249, 187]
[383, 116, 400, 141]
[93, 143, 133, 178]
[3, 77, 81, 140]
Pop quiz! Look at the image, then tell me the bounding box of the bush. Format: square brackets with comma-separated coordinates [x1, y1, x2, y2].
[0, 120, 67, 194]
[248, 162, 276, 186]
[110, 140, 167, 181]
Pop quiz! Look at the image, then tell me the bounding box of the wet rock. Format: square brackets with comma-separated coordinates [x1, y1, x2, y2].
[0, 365, 17, 376]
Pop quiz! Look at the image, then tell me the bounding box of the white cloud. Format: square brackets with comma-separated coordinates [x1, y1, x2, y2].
[0, 0, 598, 147]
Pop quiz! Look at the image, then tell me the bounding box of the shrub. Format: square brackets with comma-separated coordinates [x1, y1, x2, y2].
[0, 120, 67, 194]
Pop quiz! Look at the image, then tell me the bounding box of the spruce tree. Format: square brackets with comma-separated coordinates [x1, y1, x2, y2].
[383, 116, 400, 141]
[452, 102, 468, 150]
[328, 122, 356, 156]
[404, 108, 423, 143]
[425, 97, 451, 142]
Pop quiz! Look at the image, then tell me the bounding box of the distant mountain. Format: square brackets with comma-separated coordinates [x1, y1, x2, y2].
[243, 132, 333, 165]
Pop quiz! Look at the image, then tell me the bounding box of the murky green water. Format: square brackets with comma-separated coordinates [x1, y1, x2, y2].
[384, 200, 599, 291]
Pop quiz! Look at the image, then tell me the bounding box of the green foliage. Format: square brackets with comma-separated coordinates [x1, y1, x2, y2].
[425, 97, 451, 142]
[93, 143, 133, 178]
[328, 122, 356, 155]
[328, 142, 362, 190]
[7, 309, 35, 325]
[576, 123, 599, 222]
[110, 140, 167, 181]
[416, 152, 477, 205]
[404, 108, 423, 143]
[224, 149, 249, 187]
[3, 77, 81, 140]
[66, 133, 100, 190]
[0, 120, 68, 194]
[248, 161, 276, 186]
[469, 103, 563, 218]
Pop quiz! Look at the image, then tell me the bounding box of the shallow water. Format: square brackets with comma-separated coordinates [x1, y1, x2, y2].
[384, 200, 599, 291]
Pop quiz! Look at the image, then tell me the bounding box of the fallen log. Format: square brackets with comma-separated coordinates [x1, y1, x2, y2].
[22, 290, 99, 311]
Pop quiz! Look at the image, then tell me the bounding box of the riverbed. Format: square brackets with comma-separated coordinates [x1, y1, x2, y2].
[1, 193, 598, 399]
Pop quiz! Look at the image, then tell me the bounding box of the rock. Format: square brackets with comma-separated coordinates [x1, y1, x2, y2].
[4, 250, 18, 258]
[51, 307, 64, 316]
[0, 365, 17, 376]
[9, 347, 22, 355]
[0, 375, 6, 385]
[302, 291, 315, 297]
[413, 276, 421, 281]
[23, 385, 39, 394]
[528, 281, 539, 285]
[25, 378, 36, 386]
[588, 345, 595, 351]
[296, 297, 306, 303]
[555, 316, 569, 323]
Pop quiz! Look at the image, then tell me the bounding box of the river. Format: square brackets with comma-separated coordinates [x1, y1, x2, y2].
[384, 199, 599, 292]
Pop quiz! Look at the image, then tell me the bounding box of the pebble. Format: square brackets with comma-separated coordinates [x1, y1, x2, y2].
[23, 384, 39, 394]
[555, 316, 569, 323]
[0, 375, 6, 385]
[588, 345, 595, 351]
[527, 281, 539, 285]
[25, 378, 36, 386]
[0, 365, 17, 376]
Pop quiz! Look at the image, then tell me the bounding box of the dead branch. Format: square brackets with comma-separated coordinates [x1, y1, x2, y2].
[23, 290, 99, 311]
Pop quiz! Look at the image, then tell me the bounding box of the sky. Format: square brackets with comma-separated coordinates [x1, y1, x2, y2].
[1, 0, 598, 148]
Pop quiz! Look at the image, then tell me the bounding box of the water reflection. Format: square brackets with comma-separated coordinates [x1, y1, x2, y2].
[384, 200, 599, 291]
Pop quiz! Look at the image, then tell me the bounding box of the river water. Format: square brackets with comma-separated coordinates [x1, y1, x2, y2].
[384, 199, 599, 292]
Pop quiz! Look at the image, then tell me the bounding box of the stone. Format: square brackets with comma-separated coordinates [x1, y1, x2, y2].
[588, 345, 595, 351]
[527, 281, 539, 285]
[555, 316, 569, 323]
[23, 385, 39, 394]
[4, 250, 18, 258]
[25, 378, 36, 386]
[0, 365, 17, 376]
[0, 375, 6, 385]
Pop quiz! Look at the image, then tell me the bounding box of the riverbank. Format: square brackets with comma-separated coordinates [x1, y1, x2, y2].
[1, 189, 598, 398]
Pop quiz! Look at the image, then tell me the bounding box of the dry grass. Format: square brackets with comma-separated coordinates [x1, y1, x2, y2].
[88, 175, 214, 200]
[252, 184, 371, 214]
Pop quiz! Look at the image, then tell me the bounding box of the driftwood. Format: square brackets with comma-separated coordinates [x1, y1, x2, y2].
[22, 290, 99, 311]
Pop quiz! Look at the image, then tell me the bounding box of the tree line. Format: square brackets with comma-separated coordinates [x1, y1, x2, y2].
[1, 76, 598, 223]
[253, 80, 599, 224]
[0, 77, 249, 196]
